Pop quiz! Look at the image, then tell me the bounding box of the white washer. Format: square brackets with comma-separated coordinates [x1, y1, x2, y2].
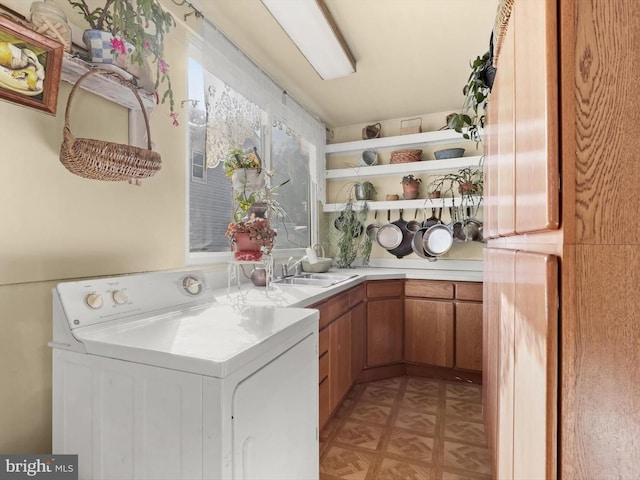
[50, 270, 319, 480]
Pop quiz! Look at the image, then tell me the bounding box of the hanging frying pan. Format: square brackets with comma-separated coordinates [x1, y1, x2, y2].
[422, 223, 454, 257]
[411, 228, 437, 262]
[387, 210, 414, 259]
[376, 210, 402, 249]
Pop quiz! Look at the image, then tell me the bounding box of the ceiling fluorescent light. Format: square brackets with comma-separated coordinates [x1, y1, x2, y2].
[261, 0, 356, 80]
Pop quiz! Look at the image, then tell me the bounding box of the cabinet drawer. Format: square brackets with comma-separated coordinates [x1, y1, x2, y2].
[319, 327, 329, 356]
[405, 280, 454, 299]
[326, 291, 350, 326]
[455, 282, 483, 302]
[349, 283, 366, 307]
[367, 280, 403, 299]
[319, 351, 329, 382]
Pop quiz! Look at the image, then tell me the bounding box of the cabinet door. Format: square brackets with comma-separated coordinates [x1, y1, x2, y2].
[455, 302, 483, 371]
[497, 16, 516, 237]
[330, 311, 352, 408]
[513, 0, 559, 233]
[366, 298, 403, 366]
[484, 248, 516, 478]
[484, 89, 498, 239]
[350, 302, 366, 382]
[404, 298, 454, 367]
[513, 251, 558, 480]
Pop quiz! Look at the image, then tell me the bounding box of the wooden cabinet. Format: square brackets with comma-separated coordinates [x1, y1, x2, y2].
[405, 298, 454, 367]
[403, 280, 482, 373]
[329, 312, 352, 408]
[484, 0, 640, 476]
[366, 280, 404, 367]
[484, 249, 558, 479]
[314, 283, 367, 429]
[350, 302, 366, 381]
[455, 302, 483, 371]
[484, 0, 559, 238]
[366, 298, 404, 366]
[315, 279, 483, 428]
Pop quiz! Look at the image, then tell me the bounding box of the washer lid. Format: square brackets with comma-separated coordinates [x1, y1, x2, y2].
[72, 304, 317, 378]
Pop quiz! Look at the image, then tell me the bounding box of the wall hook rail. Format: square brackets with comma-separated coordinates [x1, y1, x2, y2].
[170, 0, 204, 22]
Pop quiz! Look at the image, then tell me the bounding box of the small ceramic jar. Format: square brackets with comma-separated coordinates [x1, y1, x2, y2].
[30, 0, 72, 52]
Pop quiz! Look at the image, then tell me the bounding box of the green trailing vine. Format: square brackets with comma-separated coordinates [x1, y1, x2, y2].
[329, 200, 371, 268]
[448, 51, 492, 146]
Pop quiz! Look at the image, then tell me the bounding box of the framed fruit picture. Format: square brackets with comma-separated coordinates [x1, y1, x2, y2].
[0, 14, 63, 114]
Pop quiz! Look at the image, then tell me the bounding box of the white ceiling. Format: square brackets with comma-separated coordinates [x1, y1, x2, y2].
[195, 0, 498, 128]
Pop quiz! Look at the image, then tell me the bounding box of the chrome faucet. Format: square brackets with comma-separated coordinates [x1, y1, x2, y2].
[280, 248, 318, 277]
[282, 256, 306, 277]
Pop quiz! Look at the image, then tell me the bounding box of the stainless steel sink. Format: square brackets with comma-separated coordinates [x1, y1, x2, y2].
[273, 273, 357, 288]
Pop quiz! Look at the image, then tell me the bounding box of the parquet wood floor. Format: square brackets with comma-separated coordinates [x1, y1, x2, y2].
[320, 376, 491, 480]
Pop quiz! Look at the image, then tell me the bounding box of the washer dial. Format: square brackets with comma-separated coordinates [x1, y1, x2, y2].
[85, 293, 103, 309]
[112, 290, 128, 305]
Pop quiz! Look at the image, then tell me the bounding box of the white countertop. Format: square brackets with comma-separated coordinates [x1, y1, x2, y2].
[212, 265, 483, 309]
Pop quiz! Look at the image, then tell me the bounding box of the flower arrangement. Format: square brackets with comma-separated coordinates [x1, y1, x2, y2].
[225, 214, 277, 254]
[224, 147, 262, 177]
[68, 0, 177, 124]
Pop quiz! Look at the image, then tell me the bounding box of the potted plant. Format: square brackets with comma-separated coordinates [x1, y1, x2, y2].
[68, 0, 177, 124]
[224, 147, 263, 221]
[354, 181, 375, 201]
[428, 167, 483, 207]
[401, 174, 421, 200]
[225, 146, 263, 185]
[225, 214, 277, 261]
[447, 51, 493, 145]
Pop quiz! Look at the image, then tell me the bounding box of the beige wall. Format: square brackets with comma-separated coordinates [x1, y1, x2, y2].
[0, 3, 190, 453]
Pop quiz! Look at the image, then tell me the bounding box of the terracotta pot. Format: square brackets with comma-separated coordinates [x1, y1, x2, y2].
[458, 182, 480, 194]
[402, 181, 420, 199]
[234, 232, 261, 252]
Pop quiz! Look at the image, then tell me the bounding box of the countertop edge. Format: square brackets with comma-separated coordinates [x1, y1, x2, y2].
[211, 267, 483, 309]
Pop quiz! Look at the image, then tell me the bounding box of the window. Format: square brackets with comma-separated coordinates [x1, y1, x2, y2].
[187, 57, 316, 261]
[191, 150, 206, 183]
[270, 123, 310, 249]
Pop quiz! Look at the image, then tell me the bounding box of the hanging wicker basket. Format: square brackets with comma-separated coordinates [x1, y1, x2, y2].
[59, 69, 161, 183]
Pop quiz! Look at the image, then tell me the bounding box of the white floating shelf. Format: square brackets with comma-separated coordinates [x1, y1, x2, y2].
[61, 53, 155, 110]
[325, 129, 470, 155]
[322, 196, 482, 212]
[325, 156, 483, 180]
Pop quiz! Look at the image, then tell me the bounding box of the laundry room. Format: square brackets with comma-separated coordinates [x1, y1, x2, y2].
[2, 1, 640, 479]
[0, 1, 492, 475]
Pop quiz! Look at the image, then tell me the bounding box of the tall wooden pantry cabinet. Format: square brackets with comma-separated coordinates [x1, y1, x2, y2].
[483, 0, 640, 478]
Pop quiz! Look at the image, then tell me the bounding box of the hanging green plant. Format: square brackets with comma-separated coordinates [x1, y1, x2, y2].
[329, 200, 370, 268]
[447, 51, 492, 145]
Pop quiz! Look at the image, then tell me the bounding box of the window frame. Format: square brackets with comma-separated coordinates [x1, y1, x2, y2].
[184, 112, 318, 266]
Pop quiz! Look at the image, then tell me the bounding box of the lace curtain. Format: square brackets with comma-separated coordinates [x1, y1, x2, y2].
[190, 19, 327, 201]
[205, 78, 263, 169]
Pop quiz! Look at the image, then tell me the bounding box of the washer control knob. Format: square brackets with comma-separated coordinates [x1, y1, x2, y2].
[183, 276, 202, 295]
[85, 293, 103, 309]
[112, 290, 128, 305]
